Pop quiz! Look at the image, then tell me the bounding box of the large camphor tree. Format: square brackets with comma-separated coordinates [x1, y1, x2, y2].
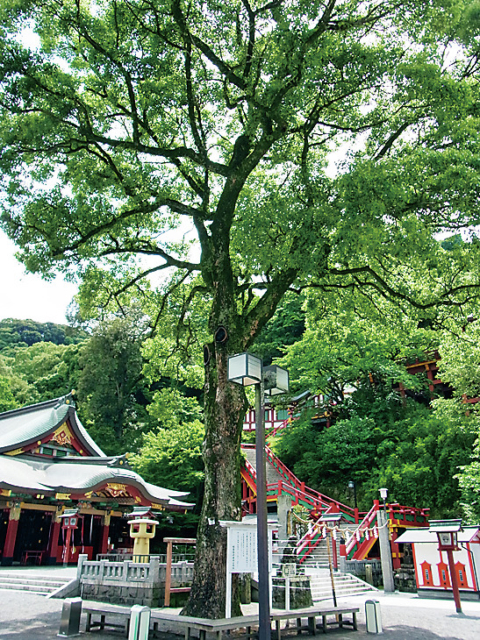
[1, 0, 480, 617]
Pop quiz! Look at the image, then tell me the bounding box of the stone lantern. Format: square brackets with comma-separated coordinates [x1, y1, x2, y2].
[128, 517, 157, 562]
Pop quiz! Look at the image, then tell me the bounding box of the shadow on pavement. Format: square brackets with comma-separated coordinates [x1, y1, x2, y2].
[1, 610, 61, 639]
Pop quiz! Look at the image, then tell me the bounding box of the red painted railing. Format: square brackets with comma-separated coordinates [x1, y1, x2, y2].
[266, 418, 290, 438]
[344, 501, 430, 561]
[344, 502, 380, 560]
[241, 444, 429, 563]
[241, 443, 358, 522]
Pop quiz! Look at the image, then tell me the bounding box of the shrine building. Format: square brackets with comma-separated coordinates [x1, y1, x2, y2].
[0, 394, 192, 566]
[395, 526, 480, 600]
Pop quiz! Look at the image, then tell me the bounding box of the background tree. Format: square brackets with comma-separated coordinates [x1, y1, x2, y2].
[272, 282, 479, 516]
[432, 323, 480, 522]
[2, 0, 480, 617]
[0, 374, 17, 412]
[251, 292, 306, 365]
[76, 313, 148, 453]
[0, 340, 81, 406]
[0, 318, 86, 350]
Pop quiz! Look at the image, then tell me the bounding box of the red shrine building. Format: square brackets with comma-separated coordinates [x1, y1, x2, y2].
[0, 394, 192, 566]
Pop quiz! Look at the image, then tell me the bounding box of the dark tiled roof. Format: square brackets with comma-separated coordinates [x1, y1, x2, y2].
[0, 394, 104, 456]
[0, 455, 193, 510]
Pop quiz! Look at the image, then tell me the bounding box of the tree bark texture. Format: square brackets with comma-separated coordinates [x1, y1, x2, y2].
[182, 340, 247, 618]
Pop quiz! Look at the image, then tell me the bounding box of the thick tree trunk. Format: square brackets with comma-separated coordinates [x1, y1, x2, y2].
[182, 340, 247, 618]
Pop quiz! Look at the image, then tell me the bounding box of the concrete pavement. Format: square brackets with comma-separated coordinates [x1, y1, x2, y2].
[0, 583, 479, 638]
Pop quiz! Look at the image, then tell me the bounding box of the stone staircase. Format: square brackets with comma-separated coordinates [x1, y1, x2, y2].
[301, 535, 376, 602]
[307, 569, 377, 602]
[0, 570, 73, 595]
[272, 533, 376, 604]
[243, 447, 292, 488]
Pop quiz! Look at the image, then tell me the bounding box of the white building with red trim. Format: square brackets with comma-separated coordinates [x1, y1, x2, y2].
[395, 526, 480, 600]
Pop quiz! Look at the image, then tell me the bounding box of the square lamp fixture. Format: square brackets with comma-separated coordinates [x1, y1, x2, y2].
[320, 512, 342, 524]
[228, 353, 262, 386]
[264, 365, 289, 396]
[429, 519, 462, 551]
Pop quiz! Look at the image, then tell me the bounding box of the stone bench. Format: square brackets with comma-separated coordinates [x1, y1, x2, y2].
[83, 602, 131, 635]
[151, 611, 260, 640]
[82, 602, 359, 639]
[270, 606, 359, 637]
[82, 603, 259, 639]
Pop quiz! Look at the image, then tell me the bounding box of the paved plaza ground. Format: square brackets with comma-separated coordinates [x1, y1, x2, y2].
[0, 570, 479, 639]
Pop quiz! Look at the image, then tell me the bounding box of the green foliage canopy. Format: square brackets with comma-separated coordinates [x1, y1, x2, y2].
[2, 0, 480, 617]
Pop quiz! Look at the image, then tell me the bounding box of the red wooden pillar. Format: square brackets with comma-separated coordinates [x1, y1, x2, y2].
[2, 504, 21, 566]
[426, 365, 435, 394]
[47, 517, 62, 565]
[447, 549, 462, 613]
[100, 512, 111, 555]
[62, 527, 73, 565]
[332, 534, 338, 570]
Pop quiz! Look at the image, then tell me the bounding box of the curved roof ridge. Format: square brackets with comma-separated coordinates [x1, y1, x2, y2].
[0, 393, 105, 457]
[0, 395, 67, 419]
[0, 454, 193, 510]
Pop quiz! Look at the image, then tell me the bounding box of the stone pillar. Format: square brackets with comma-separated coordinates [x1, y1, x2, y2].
[332, 533, 338, 570]
[2, 503, 21, 566]
[77, 553, 88, 580]
[378, 509, 395, 592]
[277, 494, 291, 550]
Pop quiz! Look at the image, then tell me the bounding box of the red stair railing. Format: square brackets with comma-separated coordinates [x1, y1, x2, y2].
[241, 443, 358, 523]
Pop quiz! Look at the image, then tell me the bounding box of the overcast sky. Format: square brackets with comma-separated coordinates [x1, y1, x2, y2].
[0, 230, 77, 325]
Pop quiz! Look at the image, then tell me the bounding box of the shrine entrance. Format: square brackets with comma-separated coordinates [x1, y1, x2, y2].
[14, 510, 52, 565]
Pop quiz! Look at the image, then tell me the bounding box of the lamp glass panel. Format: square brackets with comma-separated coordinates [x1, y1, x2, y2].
[227, 353, 262, 385]
[439, 533, 451, 547]
[246, 353, 262, 383]
[275, 367, 289, 391]
[228, 353, 247, 382]
[264, 365, 289, 395]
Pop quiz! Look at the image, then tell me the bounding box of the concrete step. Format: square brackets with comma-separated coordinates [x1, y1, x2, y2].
[0, 582, 52, 595]
[0, 573, 70, 595]
[308, 572, 377, 602]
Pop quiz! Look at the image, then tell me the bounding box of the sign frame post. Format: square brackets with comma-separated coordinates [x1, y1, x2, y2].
[221, 520, 274, 619]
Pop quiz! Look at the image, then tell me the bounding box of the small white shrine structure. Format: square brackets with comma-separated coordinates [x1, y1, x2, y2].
[395, 525, 480, 600]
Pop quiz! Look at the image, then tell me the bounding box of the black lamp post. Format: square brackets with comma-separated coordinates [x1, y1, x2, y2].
[228, 353, 289, 640]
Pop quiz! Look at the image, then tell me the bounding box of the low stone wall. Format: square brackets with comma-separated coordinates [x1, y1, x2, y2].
[78, 554, 194, 608]
[272, 575, 313, 609]
[341, 559, 383, 587]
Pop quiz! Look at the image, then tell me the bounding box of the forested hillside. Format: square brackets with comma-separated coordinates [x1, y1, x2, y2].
[272, 285, 480, 521]
[3, 286, 480, 527]
[0, 318, 87, 350]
